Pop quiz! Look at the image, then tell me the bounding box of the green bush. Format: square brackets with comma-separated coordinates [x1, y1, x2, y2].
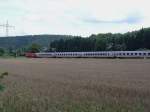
[0, 48, 5, 56]
[0, 72, 9, 79]
[0, 72, 9, 91]
[0, 84, 4, 91]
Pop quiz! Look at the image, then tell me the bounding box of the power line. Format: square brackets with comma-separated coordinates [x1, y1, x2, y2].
[0, 20, 15, 37]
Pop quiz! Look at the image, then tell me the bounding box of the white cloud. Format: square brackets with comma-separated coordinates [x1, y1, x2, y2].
[0, 0, 150, 36]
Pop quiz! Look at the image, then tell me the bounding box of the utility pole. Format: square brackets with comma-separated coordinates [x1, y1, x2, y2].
[0, 20, 14, 37]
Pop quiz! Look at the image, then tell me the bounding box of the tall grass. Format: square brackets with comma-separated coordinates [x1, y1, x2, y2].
[0, 58, 150, 112]
[0, 78, 148, 112]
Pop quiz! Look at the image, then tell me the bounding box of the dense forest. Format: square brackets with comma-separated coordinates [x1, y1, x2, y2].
[50, 28, 150, 52]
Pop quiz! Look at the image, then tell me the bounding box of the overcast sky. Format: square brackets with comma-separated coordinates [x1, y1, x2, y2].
[0, 0, 149, 37]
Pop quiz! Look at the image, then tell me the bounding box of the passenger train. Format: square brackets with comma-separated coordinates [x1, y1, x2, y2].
[25, 51, 150, 58]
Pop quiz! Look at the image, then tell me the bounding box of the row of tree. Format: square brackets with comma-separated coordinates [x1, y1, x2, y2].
[0, 43, 41, 56]
[1, 27, 150, 56]
[50, 28, 150, 52]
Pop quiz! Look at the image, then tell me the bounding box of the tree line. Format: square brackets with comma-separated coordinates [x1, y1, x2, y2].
[50, 28, 150, 52]
[0, 35, 73, 56]
[0, 27, 150, 56]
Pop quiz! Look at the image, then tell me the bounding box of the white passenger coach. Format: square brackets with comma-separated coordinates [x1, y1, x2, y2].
[27, 51, 150, 58]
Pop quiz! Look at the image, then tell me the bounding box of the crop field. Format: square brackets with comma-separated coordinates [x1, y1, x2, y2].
[0, 58, 150, 112]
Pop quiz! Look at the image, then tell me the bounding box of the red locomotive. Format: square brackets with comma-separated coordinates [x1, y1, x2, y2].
[25, 53, 37, 58]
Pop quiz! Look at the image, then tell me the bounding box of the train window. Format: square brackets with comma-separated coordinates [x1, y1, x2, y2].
[131, 53, 133, 55]
[148, 53, 150, 55]
[139, 53, 142, 55]
[123, 53, 125, 55]
[127, 53, 129, 55]
[135, 53, 137, 55]
[143, 53, 146, 55]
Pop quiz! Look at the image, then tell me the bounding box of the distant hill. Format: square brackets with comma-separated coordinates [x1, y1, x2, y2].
[0, 35, 74, 49]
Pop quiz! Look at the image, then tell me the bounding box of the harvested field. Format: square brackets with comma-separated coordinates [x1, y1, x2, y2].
[0, 58, 150, 112]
